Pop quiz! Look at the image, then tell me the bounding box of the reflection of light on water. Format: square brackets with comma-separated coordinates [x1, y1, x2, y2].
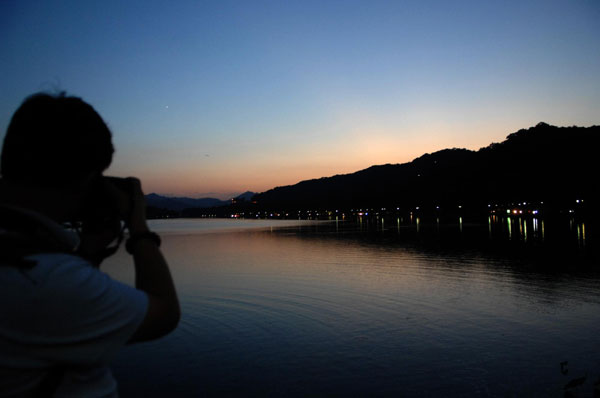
[459, 217, 463, 233]
[523, 219, 528, 242]
[397, 217, 400, 233]
[533, 218, 539, 240]
[488, 216, 492, 238]
[577, 222, 586, 247]
[416, 217, 420, 233]
[519, 218, 523, 240]
[507, 217, 512, 239]
[106, 219, 600, 398]
[541, 220, 545, 240]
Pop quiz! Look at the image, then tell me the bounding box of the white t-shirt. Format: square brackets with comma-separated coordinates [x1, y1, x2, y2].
[0, 253, 148, 397]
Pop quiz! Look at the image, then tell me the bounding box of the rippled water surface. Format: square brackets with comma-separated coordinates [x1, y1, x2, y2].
[102, 219, 600, 397]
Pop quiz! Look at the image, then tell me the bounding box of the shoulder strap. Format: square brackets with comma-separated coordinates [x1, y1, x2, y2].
[0, 205, 78, 267]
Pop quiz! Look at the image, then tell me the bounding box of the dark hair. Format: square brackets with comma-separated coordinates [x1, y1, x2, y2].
[1, 93, 114, 188]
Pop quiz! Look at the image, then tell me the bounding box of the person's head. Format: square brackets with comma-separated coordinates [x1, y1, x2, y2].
[1, 92, 114, 190]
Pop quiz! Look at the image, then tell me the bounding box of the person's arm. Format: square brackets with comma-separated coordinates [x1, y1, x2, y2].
[128, 231, 180, 343]
[104, 177, 180, 343]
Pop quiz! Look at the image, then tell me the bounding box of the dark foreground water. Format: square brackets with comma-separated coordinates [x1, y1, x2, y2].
[102, 218, 600, 397]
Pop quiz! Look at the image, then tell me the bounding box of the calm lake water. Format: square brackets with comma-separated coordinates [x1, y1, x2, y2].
[102, 218, 600, 397]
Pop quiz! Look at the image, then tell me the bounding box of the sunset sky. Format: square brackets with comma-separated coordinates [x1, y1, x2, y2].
[1, 0, 599, 199]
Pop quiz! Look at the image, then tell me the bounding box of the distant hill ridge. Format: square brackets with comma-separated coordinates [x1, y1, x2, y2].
[146, 191, 255, 211]
[252, 122, 600, 210]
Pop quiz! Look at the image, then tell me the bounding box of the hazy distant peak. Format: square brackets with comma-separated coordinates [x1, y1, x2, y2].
[234, 191, 256, 201]
[145, 193, 228, 211]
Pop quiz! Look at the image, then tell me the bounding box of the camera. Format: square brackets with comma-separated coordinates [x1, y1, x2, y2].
[78, 177, 133, 231]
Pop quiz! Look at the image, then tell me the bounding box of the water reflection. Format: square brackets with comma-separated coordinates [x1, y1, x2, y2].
[578, 223, 586, 248]
[362, 214, 590, 252]
[102, 219, 600, 397]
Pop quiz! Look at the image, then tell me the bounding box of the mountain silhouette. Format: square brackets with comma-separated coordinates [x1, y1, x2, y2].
[145, 193, 228, 211]
[252, 123, 599, 213]
[234, 191, 255, 202]
[145, 192, 256, 212]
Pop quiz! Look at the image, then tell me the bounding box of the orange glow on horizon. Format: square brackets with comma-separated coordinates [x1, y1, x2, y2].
[110, 129, 495, 199]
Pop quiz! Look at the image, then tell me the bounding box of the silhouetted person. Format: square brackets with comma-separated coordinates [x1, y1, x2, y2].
[0, 93, 180, 397]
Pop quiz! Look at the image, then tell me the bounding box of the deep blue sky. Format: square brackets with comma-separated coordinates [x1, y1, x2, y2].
[1, 0, 599, 198]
